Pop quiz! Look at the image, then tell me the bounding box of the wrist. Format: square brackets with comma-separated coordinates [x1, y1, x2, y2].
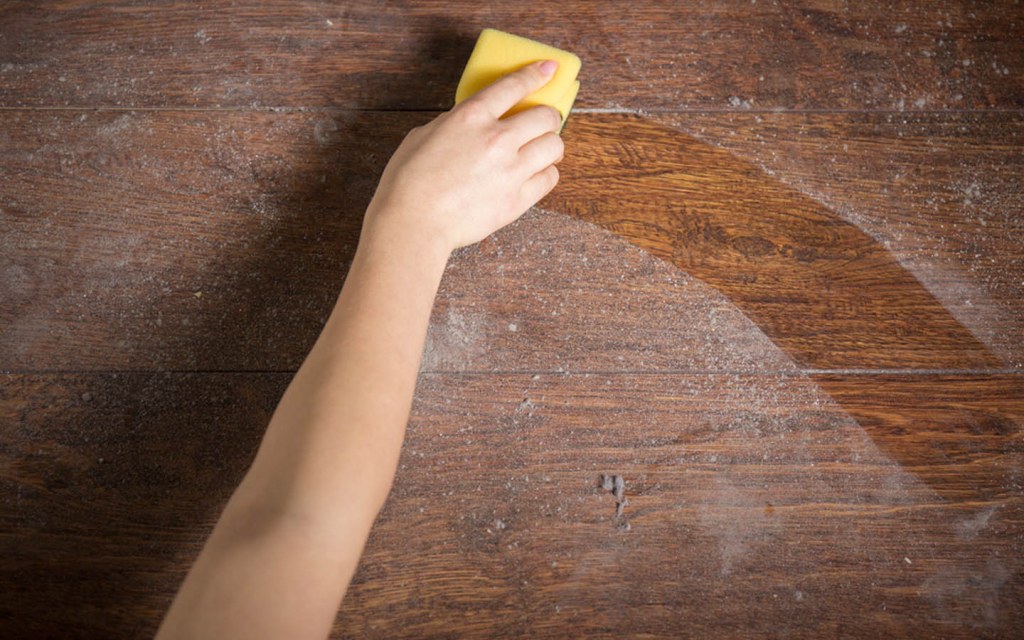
[358, 204, 453, 270]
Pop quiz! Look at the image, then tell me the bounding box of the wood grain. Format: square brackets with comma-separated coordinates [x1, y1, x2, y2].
[2, 372, 1021, 638]
[551, 114, 1016, 370]
[812, 374, 1024, 501]
[2, 1, 1022, 638]
[1, 1, 1022, 110]
[4, 111, 1022, 371]
[653, 111, 1024, 368]
[0, 373, 286, 638]
[0, 109, 409, 370]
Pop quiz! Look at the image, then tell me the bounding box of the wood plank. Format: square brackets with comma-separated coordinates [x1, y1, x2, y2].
[2, 372, 1021, 637]
[3, 111, 1022, 372]
[0, 109, 797, 373]
[0, 109, 406, 370]
[551, 113, 1022, 369]
[426, 208, 795, 375]
[0, 373, 288, 638]
[2, 1, 1023, 110]
[359, 373, 1024, 639]
[811, 374, 1024, 501]
[652, 111, 1024, 369]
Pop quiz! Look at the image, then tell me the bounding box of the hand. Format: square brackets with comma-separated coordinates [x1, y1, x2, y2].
[364, 60, 565, 252]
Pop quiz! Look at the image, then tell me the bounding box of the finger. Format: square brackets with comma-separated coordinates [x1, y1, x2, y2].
[467, 60, 558, 119]
[518, 164, 560, 209]
[502, 104, 563, 140]
[518, 131, 564, 176]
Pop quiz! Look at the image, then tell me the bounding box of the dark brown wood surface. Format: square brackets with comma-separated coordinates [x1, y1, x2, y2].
[652, 110, 1024, 369]
[552, 114, 1022, 370]
[3, 372, 1021, 637]
[3, 111, 1020, 371]
[1, 1, 1022, 638]
[1, 1, 1023, 110]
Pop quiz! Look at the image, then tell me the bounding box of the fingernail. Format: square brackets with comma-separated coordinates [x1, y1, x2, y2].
[539, 60, 558, 76]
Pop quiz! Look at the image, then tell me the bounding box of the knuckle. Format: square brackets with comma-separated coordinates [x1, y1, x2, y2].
[487, 127, 514, 152]
[455, 100, 488, 123]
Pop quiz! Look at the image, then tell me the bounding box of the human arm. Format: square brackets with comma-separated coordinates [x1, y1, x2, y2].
[155, 60, 564, 640]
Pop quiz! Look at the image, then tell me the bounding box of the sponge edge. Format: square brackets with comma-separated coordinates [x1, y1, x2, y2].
[552, 80, 580, 132]
[455, 29, 581, 127]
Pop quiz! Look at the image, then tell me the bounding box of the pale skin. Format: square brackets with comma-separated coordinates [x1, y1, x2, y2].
[156, 60, 565, 640]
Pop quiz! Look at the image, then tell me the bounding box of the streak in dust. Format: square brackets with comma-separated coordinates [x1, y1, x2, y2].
[544, 113, 1015, 500]
[549, 114, 1001, 371]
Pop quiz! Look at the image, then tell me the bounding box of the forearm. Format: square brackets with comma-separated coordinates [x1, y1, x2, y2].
[158, 60, 564, 640]
[157, 214, 450, 640]
[241, 212, 450, 521]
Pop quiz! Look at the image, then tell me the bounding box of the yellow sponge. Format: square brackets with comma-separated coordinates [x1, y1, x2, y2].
[455, 29, 581, 129]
